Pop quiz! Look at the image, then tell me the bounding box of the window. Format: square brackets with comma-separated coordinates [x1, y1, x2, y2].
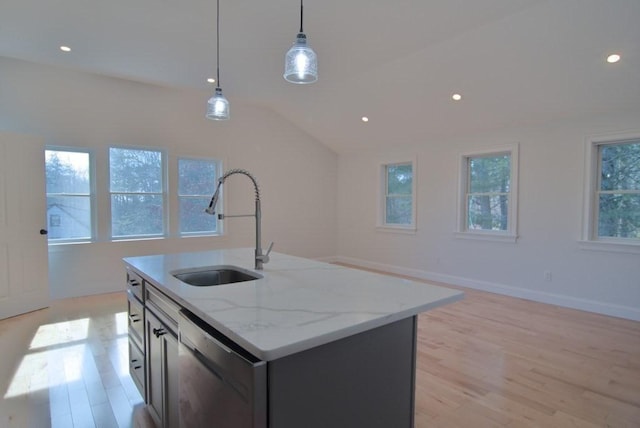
[457, 145, 518, 242]
[178, 158, 220, 235]
[583, 138, 640, 247]
[45, 148, 94, 242]
[109, 147, 165, 238]
[379, 161, 415, 230]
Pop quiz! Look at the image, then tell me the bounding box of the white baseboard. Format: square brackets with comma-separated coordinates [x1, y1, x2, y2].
[51, 280, 125, 300]
[315, 256, 340, 264]
[332, 256, 640, 322]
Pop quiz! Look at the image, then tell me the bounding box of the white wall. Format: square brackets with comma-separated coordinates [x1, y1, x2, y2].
[0, 57, 338, 299]
[1, 56, 638, 321]
[337, 112, 640, 321]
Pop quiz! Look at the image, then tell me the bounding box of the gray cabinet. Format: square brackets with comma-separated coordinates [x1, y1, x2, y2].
[145, 308, 179, 428]
[144, 283, 180, 428]
[267, 316, 416, 428]
[127, 268, 180, 428]
[127, 269, 145, 397]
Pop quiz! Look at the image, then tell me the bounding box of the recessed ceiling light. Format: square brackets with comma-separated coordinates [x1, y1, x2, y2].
[207, 78, 216, 83]
[59, 46, 71, 52]
[361, 116, 369, 122]
[606, 53, 621, 64]
[452, 93, 462, 101]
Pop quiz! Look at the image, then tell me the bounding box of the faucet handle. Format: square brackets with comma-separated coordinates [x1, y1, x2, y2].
[258, 242, 274, 265]
[265, 241, 274, 256]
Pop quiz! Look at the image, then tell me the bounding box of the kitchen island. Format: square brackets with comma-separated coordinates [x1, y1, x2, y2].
[124, 248, 462, 428]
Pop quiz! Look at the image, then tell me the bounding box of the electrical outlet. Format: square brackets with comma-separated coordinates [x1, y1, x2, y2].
[544, 270, 552, 282]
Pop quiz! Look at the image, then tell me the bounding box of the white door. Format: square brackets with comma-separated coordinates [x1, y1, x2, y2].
[0, 132, 49, 320]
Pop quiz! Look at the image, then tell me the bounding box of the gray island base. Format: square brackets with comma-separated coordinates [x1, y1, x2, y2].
[267, 315, 417, 427]
[124, 248, 462, 428]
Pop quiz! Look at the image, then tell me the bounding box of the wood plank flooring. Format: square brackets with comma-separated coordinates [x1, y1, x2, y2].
[1, 276, 639, 427]
[414, 284, 640, 427]
[0, 293, 147, 428]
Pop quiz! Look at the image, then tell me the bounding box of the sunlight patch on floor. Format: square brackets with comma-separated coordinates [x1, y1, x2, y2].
[115, 311, 128, 336]
[29, 318, 90, 350]
[4, 344, 86, 399]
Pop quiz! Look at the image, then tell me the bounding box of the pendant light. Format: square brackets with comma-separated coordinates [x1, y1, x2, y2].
[206, 0, 230, 120]
[284, 0, 318, 84]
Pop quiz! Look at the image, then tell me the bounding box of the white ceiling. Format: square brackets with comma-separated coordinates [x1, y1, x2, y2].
[1, 0, 639, 153]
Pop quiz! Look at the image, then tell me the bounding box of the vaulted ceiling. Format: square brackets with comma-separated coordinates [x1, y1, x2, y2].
[1, 0, 639, 153]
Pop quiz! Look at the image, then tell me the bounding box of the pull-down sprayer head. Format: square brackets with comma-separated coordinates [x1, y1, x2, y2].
[205, 179, 223, 215]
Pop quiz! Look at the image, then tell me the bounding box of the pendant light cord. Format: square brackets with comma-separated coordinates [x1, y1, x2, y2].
[216, 0, 221, 88]
[299, 0, 304, 33]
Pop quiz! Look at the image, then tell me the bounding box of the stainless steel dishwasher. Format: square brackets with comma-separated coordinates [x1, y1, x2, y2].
[178, 310, 267, 428]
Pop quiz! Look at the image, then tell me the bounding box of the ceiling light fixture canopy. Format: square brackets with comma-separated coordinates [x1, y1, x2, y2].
[284, 0, 318, 84]
[206, 0, 230, 120]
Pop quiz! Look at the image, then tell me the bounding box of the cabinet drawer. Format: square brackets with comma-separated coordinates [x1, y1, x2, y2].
[146, 284, 180, 332]
[129, 340, 145, 397]
[128, 291, 144, 348]
[127, 269, 144, 302]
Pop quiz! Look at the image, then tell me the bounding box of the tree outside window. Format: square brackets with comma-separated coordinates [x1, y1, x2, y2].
[597, 141, 640, 240]
[45, 149, 93, 241]
[457, 145, 518, 242]
[383, 162, 414, 227]
[466, 154, 511, 231]
[109, 147, 164, 238]
[178, 158, 219, 235]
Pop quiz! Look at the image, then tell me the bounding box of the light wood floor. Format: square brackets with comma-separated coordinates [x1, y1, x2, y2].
[414, 285, 640, 427]
[0, 293, 148, 428]
[1, 281, 639, 427]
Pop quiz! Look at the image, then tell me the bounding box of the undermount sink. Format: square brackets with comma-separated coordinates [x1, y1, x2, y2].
[171, 265, 262, 286]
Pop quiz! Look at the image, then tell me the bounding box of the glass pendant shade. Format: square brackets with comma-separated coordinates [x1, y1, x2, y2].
[284, 33, 318, 84]
[206, 87, 230, 120]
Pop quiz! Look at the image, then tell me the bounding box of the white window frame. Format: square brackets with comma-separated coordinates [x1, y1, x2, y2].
[45, 146, 96, 244]
[580, 133, 640, 254]
[377, 157, 417, 233]
[455, 144, 519, 243]
[108, 146, 167, 240]
[177, 157, 222, 237]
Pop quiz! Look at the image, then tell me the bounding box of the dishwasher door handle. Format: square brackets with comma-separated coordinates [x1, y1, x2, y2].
[200, 327, 233, 355]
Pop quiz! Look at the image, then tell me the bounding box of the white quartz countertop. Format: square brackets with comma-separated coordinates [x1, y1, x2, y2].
[123, 248, 463, 361]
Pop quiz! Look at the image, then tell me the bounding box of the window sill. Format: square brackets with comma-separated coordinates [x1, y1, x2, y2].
[110, 236, 165, 242]
[179, 232, 222, 238]
[376, 225, 417, 235]
[48, 240, 94, 247]
[454, 231, 518, 243]
[578, 240, 640, 255]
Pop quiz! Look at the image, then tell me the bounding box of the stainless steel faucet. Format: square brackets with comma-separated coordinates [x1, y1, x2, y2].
[205, 169, 273, 270]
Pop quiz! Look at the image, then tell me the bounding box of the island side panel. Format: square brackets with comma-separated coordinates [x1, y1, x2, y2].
[267, 316, 417, 428]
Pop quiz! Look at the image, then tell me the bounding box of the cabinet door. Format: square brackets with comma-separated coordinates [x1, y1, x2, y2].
[146, 308, 179, 428]
[146, 310, 164, 427]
